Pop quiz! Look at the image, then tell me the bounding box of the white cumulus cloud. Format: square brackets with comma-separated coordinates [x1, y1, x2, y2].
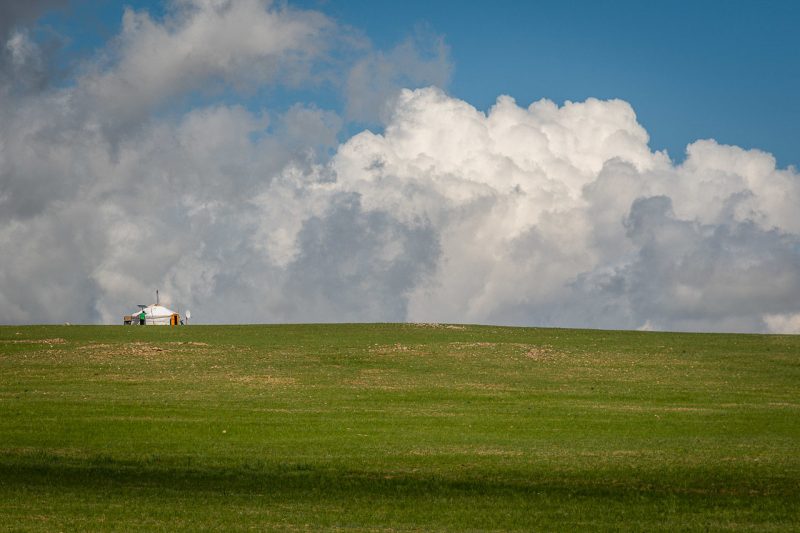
[324, 88, 800, 331]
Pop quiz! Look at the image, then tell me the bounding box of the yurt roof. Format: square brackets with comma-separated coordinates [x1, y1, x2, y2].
[132, 304, 177, 318]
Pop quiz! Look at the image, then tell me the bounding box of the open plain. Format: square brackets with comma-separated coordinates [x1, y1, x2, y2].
[0, 324, 798, 531]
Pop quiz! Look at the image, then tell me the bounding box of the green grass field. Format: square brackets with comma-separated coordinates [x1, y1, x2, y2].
[1, 323, 798, 531]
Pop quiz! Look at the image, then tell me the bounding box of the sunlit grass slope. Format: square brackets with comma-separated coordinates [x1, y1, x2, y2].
[1, 323, 798, 531]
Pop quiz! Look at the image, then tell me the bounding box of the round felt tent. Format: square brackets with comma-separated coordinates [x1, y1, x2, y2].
[126, 304, 180, 325]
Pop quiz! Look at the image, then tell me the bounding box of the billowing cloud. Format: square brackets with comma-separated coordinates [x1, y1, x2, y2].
[1, 1, 799, 333]
[79, 0, 333, 134]
[327, 89, 800, 332]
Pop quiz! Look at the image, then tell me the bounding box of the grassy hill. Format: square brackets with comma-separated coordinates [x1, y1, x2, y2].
[1, 323, 798, 531]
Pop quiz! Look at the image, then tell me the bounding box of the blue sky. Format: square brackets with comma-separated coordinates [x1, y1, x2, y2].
[43, 0, 800, 168]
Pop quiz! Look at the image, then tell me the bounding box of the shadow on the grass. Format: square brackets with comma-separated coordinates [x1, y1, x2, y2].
[0, 453, 795, 503]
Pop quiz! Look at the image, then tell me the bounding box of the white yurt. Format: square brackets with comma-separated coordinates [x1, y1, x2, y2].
[123, 291, 182, 325]
[126, 304, 180, 326]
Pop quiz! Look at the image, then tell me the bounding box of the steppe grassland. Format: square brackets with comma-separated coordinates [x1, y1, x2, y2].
[1, 323, 798, 531]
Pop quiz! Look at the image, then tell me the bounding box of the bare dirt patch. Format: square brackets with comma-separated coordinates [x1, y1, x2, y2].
[446, 342, 499, 358]
[585, 403, 721, 414]
[368, 343, 422, 356]
[367, 343, 438, 359]
[168, 341, 209, 347]
[78, 342, 173, 360]
[452, 342, 497, 348]
[447, 342, 560, 361]
[78, 343, 113, 350]
[229, 375, 296, 386]
[467, 381, 514, 390]
[524, 345, 557, 361]
[407, 446, 524, 457]
[1, 338, 66, 345]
